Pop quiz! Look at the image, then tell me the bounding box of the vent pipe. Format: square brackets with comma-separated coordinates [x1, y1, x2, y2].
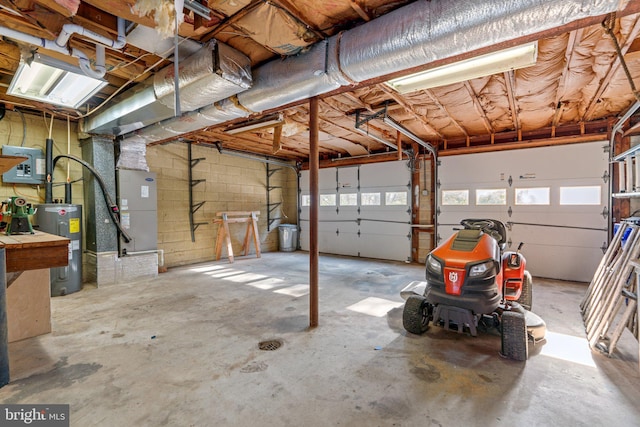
[102, 0, 628, 145]
[0, 17, 126, 79]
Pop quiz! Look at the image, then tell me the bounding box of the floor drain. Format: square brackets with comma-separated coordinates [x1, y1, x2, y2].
[258, 339, 282, 351]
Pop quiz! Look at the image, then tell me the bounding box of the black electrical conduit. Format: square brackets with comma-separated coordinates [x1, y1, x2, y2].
[50, 153, 132, 243]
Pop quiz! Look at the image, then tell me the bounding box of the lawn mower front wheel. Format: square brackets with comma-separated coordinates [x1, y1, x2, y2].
[501, 311, 528, 361]
[403, 295, 431, 335]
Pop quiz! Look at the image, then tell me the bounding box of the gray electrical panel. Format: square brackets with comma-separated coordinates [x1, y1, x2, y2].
[2, 146, 45, 184]
[116, 169, 158, 254]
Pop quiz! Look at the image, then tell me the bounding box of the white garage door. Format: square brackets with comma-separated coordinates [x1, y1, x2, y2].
[300, 161, 412, 262]
[438, 141, 609, 282]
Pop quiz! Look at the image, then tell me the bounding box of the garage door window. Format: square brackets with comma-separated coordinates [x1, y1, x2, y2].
[559, 186, 601, 205]
[362, 192, 381, 206]
[301, 195, 310, 207]
[442, 190, 469, 206]
[515, 187, 550, 205]
[442, 190, 469, 205]
[385, 191, 408, 206]
[476, 189, 506, 205]
[340, 193, 358, 206]
[320, 194, 337, 206]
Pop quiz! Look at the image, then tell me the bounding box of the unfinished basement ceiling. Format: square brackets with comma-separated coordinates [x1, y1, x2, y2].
[1, 0, 640, 162]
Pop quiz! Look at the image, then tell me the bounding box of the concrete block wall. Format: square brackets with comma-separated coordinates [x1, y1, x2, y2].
[146, 143, 298, 268]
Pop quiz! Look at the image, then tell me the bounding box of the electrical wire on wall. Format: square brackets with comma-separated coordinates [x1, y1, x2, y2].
[17, 109, 26, 147]
[65, 116, 72, 203]
[52, 154, 132, 243]
[67, 116, 71, 182]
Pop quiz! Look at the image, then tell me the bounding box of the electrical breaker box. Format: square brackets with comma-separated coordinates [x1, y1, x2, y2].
[2, 146, 46, 184]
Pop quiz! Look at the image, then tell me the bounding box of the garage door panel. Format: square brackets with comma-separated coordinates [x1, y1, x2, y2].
[360, 221, 409, 235]
[438, 141, 608, 281]
[301, 162, 411, 262]
[360, 161, 410, 187]
[338, 167, 359, 190]
[511, 211, 607, 230]
[334, 223, 360, 256]
[524, 245, 603, 282]
[300, 220, 309, 250]
[358, 234, 411, 261]
[511, 226, 606, 248]
[319, 168, 337, 190]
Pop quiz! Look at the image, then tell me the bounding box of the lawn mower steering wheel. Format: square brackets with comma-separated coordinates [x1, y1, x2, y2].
[461, 219, 495, 231]
[460, 219, 504, 243]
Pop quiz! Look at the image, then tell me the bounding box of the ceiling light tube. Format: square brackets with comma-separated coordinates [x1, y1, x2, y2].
[224, 114, 285, 135]
[386, 41, 538, 94]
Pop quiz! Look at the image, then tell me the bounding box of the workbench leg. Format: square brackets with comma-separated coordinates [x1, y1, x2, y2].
[214, 224, 226, 261]
[0, 248, 9, 387]
[242, 221, 252, 256]
[223, 220, 234, 263]
[252, 215, 261, 259]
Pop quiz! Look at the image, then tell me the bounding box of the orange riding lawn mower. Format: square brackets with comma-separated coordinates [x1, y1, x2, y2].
[401, 219, 546, 361]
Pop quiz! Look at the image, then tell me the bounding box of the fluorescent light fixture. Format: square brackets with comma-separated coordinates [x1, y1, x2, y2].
[386, 41, 538, 94]
[224, 114, 285, 135]
[8, 53, 107, 109]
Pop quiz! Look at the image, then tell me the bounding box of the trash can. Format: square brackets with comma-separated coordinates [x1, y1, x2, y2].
[278, 224, 298, 252]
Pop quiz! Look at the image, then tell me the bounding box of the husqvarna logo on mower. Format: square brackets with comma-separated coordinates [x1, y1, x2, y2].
[448, 271, 458, 283]
[444, 268, 465, 296]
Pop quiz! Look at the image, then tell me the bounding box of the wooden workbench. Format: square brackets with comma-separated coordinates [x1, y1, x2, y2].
[0, 231, 70, 273]
[1, 231, 70, 343]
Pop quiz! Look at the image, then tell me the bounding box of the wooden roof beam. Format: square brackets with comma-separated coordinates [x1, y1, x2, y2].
[313, 100, 383, 155]
[583, 15, 640, 121]
[424, 88, 469, 139]
[503, 70, 521, 134]
[377, 84, 444, 139]
[270, 0, 329, 38]
[553, 28, 583, 129]
[348, 0, 371, 22]
[463, 81, 494, 134]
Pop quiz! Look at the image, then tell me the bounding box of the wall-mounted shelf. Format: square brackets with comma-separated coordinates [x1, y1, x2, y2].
[188, 144, 208, 242]
[613, 192, 640, 198]
[266, 163, 283, 231]
[613, 144, 640, 162]
[613, 144, 640, 196]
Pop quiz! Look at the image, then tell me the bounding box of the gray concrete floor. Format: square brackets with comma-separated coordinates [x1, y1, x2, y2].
[1, 252, 639, 426]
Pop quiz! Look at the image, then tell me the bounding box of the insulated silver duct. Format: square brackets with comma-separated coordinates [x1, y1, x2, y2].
[237, 38, 349, 112]
[129, 97, 251, 144]
[339, 0, 629, 82]
[154, 40, 252, 112]
[83, 40, 251, 136]
[102, 0, 626, 145]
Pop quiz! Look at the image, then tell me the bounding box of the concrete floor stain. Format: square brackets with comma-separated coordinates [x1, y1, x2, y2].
[240, 361, 268, 373]
[411, 364, 441, 382]
[3, 357, 102, 403]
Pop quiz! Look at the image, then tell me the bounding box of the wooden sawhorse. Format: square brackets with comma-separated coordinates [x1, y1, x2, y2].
[213, 211, 261, 263]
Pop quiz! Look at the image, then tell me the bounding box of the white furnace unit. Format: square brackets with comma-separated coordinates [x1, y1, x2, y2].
[116, 169, 158, 254]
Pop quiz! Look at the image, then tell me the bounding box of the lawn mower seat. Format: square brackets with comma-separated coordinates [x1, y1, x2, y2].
[461, 219, 507, 249]
[491, 220, 508, 249]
